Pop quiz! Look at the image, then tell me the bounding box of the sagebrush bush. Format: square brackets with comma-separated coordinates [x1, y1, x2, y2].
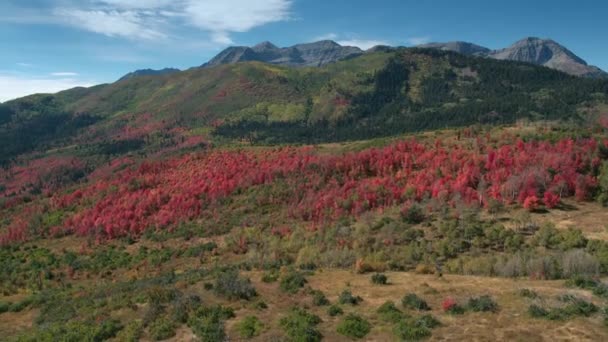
[371, 273, 388, 285]
[188, 306, 235, 342]
[402, 293, 430, 311]
[519, 288, 539, 299]
[338, 289, 363, 305]
[116, 320, 143, 342]
[377, 301, 405, 323]
[214, 269, 257, 300]
[149, 317, 176, 341]
[393, 319, 431, 341]
[236, 315, 264, 339]
[328, 304, 344, 317]
[279, 307, 322, 342]
[467, 295, 499, 312]
[261, 270, 279, 283]
[528, 296, 598, 321]
[280, 269, 308, 293]
[442, 298, 465, 314]
[336, 314, 372, 339]
[311, 289, 330, 306]
[0, 301, 10, 314]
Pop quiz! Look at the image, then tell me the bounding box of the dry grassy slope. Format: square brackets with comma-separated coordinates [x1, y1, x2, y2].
[235, 271, 606, 341]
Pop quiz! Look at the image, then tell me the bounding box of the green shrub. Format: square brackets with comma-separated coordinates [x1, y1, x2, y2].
[401, 204, 425, 224]
[116, 320, 144, 342]
[402, 293, 430, 311]
[466, 295, 499, 312]
[528, 304, 549, 318]
[416, 314, 441, 329]
[519, 289, 539, 299]
[171, 295, 201, 323]
[9, 297, 32, 312]
[528, 297, 598, 321]
[393, 320, 431, 341]
[0, 301, 11, 314]
[338, 289, 363, 305]
[214, 269, 257, 300]
[371, 273, 388, 285]
[236, 315, 264, 339]
[261, 271, 279, 283]
[328, 305, 344, 317]
[149, 317, 176, 341]
[254, 301, 268, 310]
[336, 314, 372, 339]
[188, 306, 235, 342]
[279, 307, 322, 342]
[311, 290, 330, 306]
[377, 301, 405, 323]
[280, 269, 308, 293]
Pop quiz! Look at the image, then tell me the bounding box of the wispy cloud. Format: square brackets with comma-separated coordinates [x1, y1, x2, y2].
[184, 0, 292, 44]
[16, 62, 34, 68]
[54, 8, 168, 40]
[0, 74, 95, 103]
[337, 39, 388, 50]
[3, 1, 293, 46]
[406, 36, 431, 45]
[50, 72, 79, 77]
[313, 33, 389, 50]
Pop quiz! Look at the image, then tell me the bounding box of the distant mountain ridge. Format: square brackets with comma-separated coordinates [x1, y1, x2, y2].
[117, 37, 605, 80]
[202, 40, 364, 68]
[118, 68, 180, 81]
[419, 37, 606, 78]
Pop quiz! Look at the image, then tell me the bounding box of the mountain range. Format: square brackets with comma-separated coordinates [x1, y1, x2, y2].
[124, 37, 605, 81]
[419, 37, 606, 78]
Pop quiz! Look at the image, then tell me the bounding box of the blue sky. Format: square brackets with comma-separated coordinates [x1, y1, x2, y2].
[1, 0, 607, 102]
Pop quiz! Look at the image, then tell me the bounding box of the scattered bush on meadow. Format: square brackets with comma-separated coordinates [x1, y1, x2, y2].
[311, 289, 330, 306]
[519, 288, 539, 299]
[336, 314, 372, 339]
[328, 304, 344, 316]
[116, 320, 144, 342]
[188, 306, 235, 342]
[236, 315, 265, 339]
[442, 298, 465, 315]
[279, 269, 308, 293]
[371, 273, 388, 285]
[377, 301, 406, 323]
[279, 307, 322, 342]
[466, 295, 499, 312]
[402, 293, 431, 311]
[338, 289, 363, 305]
[214, 269, 257, 300]
[261, 270, 279, 283]
[148, 317, 176, 341]
[528, 296, 598, 321]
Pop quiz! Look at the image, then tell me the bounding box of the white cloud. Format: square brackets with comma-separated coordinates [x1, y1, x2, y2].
[315, 33, 338, 41]
[0, 74, 95, 103]
[20, 0, 293, 45]
[51, 72, 79, 76]
[16, 62, 34, 68]
[184, 0, 292, 44]
[337, 39, 388, 50]
[54, 8, 167, 40]
[407, 36, 431, 45]
[313, 33, 389, 50]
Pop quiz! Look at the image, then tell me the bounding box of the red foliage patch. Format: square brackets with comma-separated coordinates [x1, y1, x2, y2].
[0, 135, 603, 245]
